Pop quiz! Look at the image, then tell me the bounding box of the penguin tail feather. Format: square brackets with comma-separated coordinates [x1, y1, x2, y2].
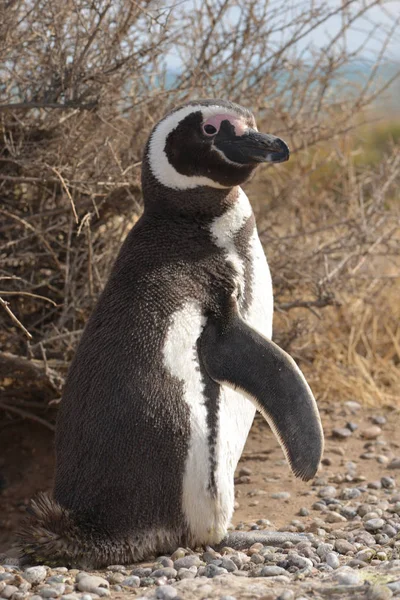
[17, 492, 100, 568]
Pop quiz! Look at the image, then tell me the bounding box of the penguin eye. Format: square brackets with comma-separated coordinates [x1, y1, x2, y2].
[203, 124, 218, 136]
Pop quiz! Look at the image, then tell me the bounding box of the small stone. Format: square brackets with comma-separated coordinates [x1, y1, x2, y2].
[1, 585, 18, 599]
[155, 585, 177, 600]
[377, 455, 389, 465]
[177, 567, 197, 580]
[220, 597, 237, 600]
[106, 565, 127, 573]
[371, 415, 387, 425]
[361, 426, 382, 440]
[346, 422, 359, 432]
[325, 511, 347, 523]
[368, 481, 382, 490]
[298, 507, 309, 516]
[106, 573, 125, 585]
[381, 476, 396, 489]
[23, 567, 47, 585]
[387, 581, 400, 594]
[157, 558, 174, 569]
[277, 592, 294, 600]
[366, 585, 393, 600]
[325, 552, 340, 569]
[317, 543, 334, 559]
[340, 507, 357, 520]
[344, 401, 361, 412]
[238, 466, 252, 476]
[335, 540, 355, 554]
[151, 568, 177, 579]
[76, 575, 110, 597]
[382, 524, 397, 537]
[365, 518, 385, 531]
[170, 548, 186, 561]
[120, 576, 140, 588]
[335, 567, 361, 585]
[332, 428, 352, 439]
[173, 555, 202, 569]
[340, 488, 361, 500]
[287, 554, 313, 571]
[261, 566, 287, 577]
[388, 458, 400, 469]
[130, 567, 152, 578]
[204, 564, 227, 578]
[271, 492, 290, 500]
[249, 554, 264, 565]
[202, 551, 219, 564]
[318, 486, 337, 498]
[47, 577, 67, 585]
[61, 596, 79, 600]
[39, 586, 65, 598]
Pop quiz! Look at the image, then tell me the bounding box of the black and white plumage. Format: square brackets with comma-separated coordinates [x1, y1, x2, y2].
[19, 99, 323, 568]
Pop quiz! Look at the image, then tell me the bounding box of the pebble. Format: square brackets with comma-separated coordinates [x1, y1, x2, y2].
[204, 564, 228, 578]
[151, 568, 177, 579]
[261, 566, 287, 577]
[344, 401, 361, 412]
[366, 585, 393, 600]
[177, 567, 197, 580]
[23, 567, 48, 585]
[335, 567, 362, 585]
[325, 511, 347, 523]
[365, 518, 385, 531]
[220, 558, 238, 572]
[332, 428, 352, 439]
[340, 487, 361, 500]
[1, 585, 18, 599]
[388, 458, 400, 469]
[155, 586, 177, 600]
[361, 426, 382, 439]
[318, 486, 337, 498]
[371, 415, 387, 425]
[76, 575, 109, 597]
[120, 576, 140, 588]
[334, 539, 355, 554]
[277, 592, 294, 600]
[325, 552, 340, 569]
[271, 492, 291, 500]
[173, 556, 202, 569]
[381, 476, 396, 489]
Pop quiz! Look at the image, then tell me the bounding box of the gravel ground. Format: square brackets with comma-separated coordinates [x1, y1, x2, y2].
[1, 400, 400, 599]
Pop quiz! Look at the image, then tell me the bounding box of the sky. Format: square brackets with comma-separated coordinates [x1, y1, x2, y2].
[165, 0, 400, 69]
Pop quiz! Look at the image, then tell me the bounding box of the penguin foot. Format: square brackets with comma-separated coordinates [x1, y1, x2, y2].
[215, 530, 314, 551]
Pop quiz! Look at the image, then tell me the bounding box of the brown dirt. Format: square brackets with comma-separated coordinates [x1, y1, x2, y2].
[0, 400, 399, 553]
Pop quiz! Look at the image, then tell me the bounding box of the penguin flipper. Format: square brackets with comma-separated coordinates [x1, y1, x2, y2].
[199, 311, 324, 481]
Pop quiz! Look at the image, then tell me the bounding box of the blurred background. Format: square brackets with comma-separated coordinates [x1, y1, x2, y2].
[0, 0, 399, 548]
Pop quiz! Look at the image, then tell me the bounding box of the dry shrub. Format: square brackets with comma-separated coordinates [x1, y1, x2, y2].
[1, 0, 400, 427]
[252, 124, 400, 406]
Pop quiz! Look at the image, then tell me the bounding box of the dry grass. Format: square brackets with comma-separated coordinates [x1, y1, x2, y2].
[249, 116, 400, 407]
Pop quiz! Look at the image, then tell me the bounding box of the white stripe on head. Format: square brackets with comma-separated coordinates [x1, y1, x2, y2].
[148, 104, 248, 190]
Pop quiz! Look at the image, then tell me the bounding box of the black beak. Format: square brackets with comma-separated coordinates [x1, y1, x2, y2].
[215, 126, 289, 165]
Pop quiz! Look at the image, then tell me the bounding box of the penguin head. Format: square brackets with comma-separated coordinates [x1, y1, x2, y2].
[145, 99, 289, 191]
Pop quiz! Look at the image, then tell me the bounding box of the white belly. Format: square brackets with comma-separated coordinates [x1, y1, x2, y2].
[163, 188, 273, 544]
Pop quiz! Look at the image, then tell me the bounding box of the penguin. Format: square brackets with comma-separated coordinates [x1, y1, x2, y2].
[19, 99, 324, 568]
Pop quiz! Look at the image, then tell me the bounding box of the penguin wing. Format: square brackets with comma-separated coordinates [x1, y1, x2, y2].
[199, 310, 324, 481]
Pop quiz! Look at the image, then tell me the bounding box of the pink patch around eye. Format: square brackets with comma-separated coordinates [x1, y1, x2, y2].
[202, 113, 248, 136]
